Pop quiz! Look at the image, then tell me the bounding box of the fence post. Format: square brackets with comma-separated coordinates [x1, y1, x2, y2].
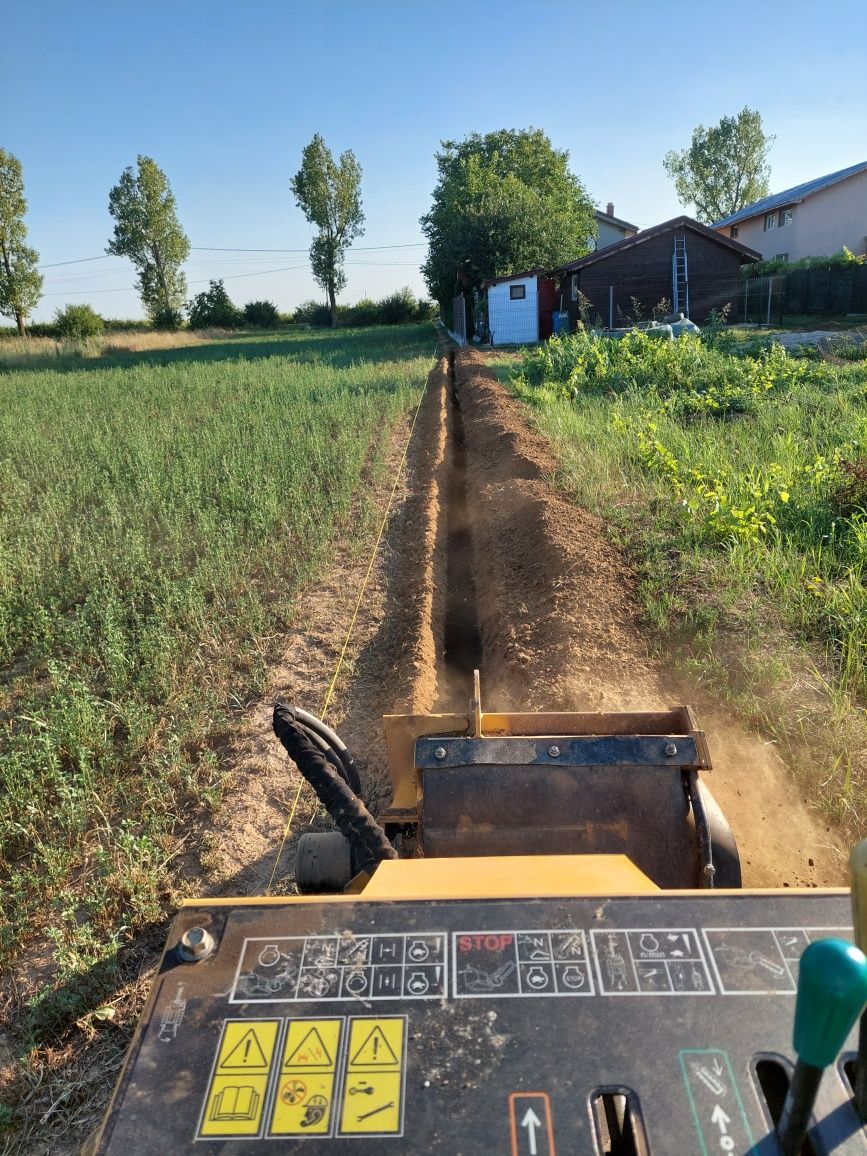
[609, 286, 613, 330]
[766, 276, 773, 327]
[743, 279, 748, 323]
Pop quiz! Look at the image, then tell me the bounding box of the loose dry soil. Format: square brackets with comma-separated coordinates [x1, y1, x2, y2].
[214, 343, 845, 893]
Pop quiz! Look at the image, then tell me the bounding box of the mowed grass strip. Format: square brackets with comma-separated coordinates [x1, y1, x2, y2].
[505, 331, 867, 826]
[0, 324, 433, 989]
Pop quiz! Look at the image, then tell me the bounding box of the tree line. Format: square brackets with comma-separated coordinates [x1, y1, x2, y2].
[0, 109, 773, 336]
[0, 134, 365, 335]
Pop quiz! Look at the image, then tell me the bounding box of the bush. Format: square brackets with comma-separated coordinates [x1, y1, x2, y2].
[291, 290, 436, 329]
[742, 246, 867, 279]
[414, 297, 437, 322]
[243, 300, 280, 329]
[53, 304, 104, 339]
[379, 287, 418, 325]
[346, 298, 380, 326]
[293, 300, 333, 327]
[152, 306, 184, 331]
[187, 280, 243, 330]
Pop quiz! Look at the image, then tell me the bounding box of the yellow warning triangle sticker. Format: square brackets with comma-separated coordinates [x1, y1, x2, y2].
[220, 1028, 270, 1070]
[350, 1026, 399, 1067]
[283, 1027, 334, 1069]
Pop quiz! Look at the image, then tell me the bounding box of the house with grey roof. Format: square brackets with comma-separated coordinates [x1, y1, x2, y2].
[595, 203, 638, 250]
[712, 161, 867, 262]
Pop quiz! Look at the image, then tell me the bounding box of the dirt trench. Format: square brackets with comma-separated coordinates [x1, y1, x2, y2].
[213, 342, 846, 897]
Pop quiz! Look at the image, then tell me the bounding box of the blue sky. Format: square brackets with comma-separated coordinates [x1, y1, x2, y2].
[9, 0, 867, 321]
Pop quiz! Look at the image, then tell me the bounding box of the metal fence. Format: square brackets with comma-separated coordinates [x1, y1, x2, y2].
[563, 266, 867, 333]
[686, 267, 867, 327]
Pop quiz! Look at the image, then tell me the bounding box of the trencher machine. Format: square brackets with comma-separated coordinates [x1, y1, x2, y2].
[89, 674, 867, 1155]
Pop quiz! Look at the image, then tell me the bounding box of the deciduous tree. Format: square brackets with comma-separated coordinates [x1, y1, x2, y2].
[420, 129, 596, 330]
[0, 149, 43, 337]
[291, 134, 364, 326]
[663, 108, 774, 224]
[107, 156, 190, 326]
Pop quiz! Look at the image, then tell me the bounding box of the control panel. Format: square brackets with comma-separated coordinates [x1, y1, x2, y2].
[94, 892, 867, 1153]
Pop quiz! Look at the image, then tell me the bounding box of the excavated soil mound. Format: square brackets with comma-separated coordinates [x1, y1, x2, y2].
[212, 343, 846, 896]
[453, 347, 845, 887]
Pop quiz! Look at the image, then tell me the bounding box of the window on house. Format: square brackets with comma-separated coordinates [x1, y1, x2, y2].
[778, 209, 793, 227]
[777, 253, 789, 262]
[509, 284, 526, 300]
[571, 274, 578, 301]
[730, 225, 739, 239]
[764, 213, 777, 231]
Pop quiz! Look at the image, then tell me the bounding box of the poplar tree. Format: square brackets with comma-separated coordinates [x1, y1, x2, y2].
[664, 108, 774, 224]
[291, 135, 364, 326]
[107, 156, 190, 326]
[0, 149, 43, 337]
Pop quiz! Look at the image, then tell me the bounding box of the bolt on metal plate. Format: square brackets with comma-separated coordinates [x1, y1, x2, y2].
[178, 926, 215, 962]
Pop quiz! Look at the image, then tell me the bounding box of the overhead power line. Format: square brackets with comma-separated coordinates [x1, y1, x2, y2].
[39, 255, 116, 269]
[191, 243, 426, 253]
[39, 242, 426, 269]
[41, 262, 313, 297]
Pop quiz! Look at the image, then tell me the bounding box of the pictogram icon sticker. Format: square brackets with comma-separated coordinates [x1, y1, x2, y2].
[339, 1017, 407, 1135]
[199, 1019, 280, 1138]
[269, 1018, 344, 1136]
[509, 1092, 556, 1156]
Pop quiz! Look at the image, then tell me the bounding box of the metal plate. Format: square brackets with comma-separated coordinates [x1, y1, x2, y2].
[95, 892, 867, 1154]
[415, 735, 700, 769]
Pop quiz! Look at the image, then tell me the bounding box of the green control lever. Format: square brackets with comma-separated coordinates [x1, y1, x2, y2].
[778, 937, 867, 1155]
[849, 839, 867, 1118]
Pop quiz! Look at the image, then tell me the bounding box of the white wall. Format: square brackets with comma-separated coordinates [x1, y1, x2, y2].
[720, 169, 867, 261]
[487, 275, 538, 345]
[597, 220, 636, 250]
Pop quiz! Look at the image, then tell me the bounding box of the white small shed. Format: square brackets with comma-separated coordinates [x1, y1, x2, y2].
[483, 269, 555, 346]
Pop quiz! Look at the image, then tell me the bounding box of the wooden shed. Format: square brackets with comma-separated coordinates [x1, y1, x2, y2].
[554, 216, 761, 329]
[483, 269, 556, 345]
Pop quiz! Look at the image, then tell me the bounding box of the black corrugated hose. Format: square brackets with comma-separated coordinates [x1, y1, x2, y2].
[293, 706, 361, 794]
[272, 702, 397, 868]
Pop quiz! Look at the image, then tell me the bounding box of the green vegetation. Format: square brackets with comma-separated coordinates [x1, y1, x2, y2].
[742, 246, 867, 279]
[0, 148, 43, 336]
[107, 155, 189, 326]
[53, 302, 105, 339]
[0, 324, 434, 1032]
[421, 128, 596, 319]
[511, 329, 867, 821]
[291, 133, 365, 325]
[243, 299, 280, 329]
[663, 106, 773, 224]
[294, 286, 435, 328]
[187, 278, 244, 329]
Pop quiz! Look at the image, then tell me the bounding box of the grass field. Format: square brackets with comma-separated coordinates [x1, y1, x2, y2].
[503, 330, 867, 827]
[0, 325, 434, 1037]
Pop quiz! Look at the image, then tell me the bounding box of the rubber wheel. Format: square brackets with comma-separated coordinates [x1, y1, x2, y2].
[295, 832, 353, 893]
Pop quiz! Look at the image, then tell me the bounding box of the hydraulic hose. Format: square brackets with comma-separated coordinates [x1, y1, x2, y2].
[297, 722, 353, 786]
[293, 706, 361, 795]
[273, 702, 397, 869]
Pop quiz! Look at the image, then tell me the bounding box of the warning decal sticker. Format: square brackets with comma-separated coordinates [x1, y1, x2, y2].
[198, 1019, 280, 1138]
[269, 1018, 344, 1137]
[338, 1016, 407, 1136]
[231, 933, 446, 1003]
